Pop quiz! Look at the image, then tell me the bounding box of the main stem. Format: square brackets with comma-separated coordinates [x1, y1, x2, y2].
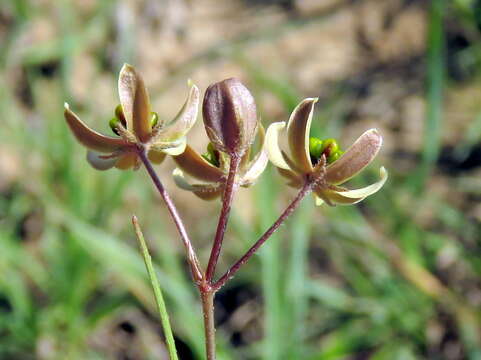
[200, 287, 216, 360]
[138, 149, 203, 282]
[205, 154, 241, 282]
[213, 182, 313, 290]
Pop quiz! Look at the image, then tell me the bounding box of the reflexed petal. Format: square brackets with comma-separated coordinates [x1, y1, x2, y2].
[287, 98, 317, 173]
[278, 168, 303, 188]
[316, 189, 363, 205]
[314, 195, 324, 206]
[325, 129, 382, 185]
[115, 152, 138, 170]
[86, 151, 117, 170]
[265, 121, 291, 170]
[242, 124, 268, 184]
[118, 64, 151, 142]
[332, 167, 387, 198]
[157, 82, 200, 141]
[64, 104, 127, 152]
[173, 169, 223, 200]
[173, 145, 224, 182]
[148, 149, 167, 164]
[161, 137, 187, 156]
[242, 147, 268, 185]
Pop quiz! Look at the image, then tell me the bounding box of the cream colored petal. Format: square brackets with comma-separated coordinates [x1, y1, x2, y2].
[318, 189, 363, 205]
[173, 145, 225, 183]
[326, 128, 382, 185]
[161, 137, 187, 156]
[157, 82, 199, 141]
[242, 147, 268, 185]
[173, 168, 223, 200]
[118, 64, 151, 142]
[173, 168, 198, 191]
[287, 98, 317, 173]
[314, 194, 324, 206]
[64, 103, 127, 152]
[265, 121, 291, 170]
[242, 124, 268, 184]
[332, 167, 387, 199]
[86, 151, 117, 170]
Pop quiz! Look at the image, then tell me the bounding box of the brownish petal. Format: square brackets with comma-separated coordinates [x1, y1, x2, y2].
[325, 129, 382, 185]
[173, 145, 225, 183]
[278, 168, 303, 188]
[147, 149, 167, 164]
[118, 64, 151, 142]
[115, 152, 138, 170]
[194, 187, 223, 201]
[287, 98, 317, 173]
[64, 104, 127, 152]
[156, 82, 199, 141]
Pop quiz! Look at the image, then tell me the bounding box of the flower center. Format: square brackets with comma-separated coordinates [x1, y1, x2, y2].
[109, 105, 158, 136]
[202, 142, 220, 167]
[309, 137, 344, 165]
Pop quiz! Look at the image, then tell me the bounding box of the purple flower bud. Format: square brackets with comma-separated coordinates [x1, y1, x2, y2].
[202, 78, 258, 157]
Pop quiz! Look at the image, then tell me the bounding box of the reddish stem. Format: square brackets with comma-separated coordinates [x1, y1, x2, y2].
[205, 154, 241, 283]
[138, 149, 203, 282]
[200, 286, 216, 360]
[213, 182, 313, 291]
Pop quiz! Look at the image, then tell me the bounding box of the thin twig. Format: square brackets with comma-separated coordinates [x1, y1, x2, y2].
[205, 155, 241, 283]
[213, 182, 313, 291]
[138, 149, 203, 282]
[132, 215, 179, 360]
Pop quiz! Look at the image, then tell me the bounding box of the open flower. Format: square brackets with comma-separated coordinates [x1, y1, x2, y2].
[265, 98, 387, 206]
[64, 64, 199, 170]
[172, 127, 268, 200]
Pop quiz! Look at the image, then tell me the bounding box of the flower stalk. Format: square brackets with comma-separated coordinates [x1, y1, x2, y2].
[205, 154, 242, 282]
[138, 147, 203, 282]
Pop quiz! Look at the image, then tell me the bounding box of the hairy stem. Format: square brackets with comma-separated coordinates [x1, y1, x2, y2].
[205, 155, 241, 282]
[213, 182, 312, 291]
[200, 288, 216, 360]
[138, 149, 203, 282]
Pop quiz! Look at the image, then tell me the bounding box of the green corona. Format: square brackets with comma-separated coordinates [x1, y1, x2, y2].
[309, 137, 344, 164]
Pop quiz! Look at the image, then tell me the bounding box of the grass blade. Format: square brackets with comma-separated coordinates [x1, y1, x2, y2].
[411, 0, 446, 191]
[132, 215, 179, 360]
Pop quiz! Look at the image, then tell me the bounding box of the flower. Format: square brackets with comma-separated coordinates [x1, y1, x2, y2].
[172, 77, 267, 200]
[265, 98, 387, 206]
[64, 64, 199, 170]
[172, 128, 268, 200]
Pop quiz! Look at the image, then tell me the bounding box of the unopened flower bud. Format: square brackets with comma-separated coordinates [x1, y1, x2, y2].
[202, 78, 258, 157]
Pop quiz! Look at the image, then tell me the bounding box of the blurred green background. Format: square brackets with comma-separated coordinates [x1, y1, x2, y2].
[1, 0, 481, 359]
